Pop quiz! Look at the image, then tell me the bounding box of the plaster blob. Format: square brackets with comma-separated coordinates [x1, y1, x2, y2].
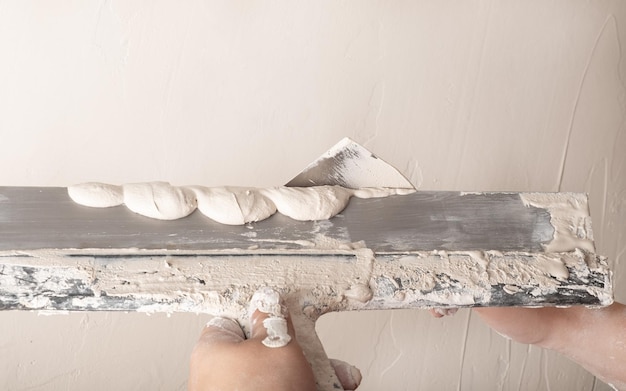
[122, 182, 197, 220]
[260, 186, 353, 221]
[68, 182, 123, 208]
[261, 317, 291, 348]
[68, 181, 415, 224]
[344, 283, 373, 303]
[191, 186, 276, 225]
[249, 287, 285, 317]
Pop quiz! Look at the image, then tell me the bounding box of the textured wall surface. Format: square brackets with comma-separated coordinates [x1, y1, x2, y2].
[0, 1, 624, 390]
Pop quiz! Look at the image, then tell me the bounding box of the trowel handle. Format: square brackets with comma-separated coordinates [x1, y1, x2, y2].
[289, 307, 344, 391]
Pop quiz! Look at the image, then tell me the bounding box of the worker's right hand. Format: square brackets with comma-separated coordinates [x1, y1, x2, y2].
[189, 289, 362, 391]
[188, 309, 316, 391]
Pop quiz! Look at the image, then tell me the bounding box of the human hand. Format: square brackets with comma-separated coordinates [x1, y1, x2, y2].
[189, 288, 362, 391]
[431, 304, 626, 390]
[471, 306, 568, 347]
[429, 306, 567, 347]
[188, 313, 316, 391]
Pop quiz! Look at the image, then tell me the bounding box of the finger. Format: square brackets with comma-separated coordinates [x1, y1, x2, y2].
[249, 307, 297, 342]
[189, 317, 246, 390]
[430, 308, 458, 318]
[197, 316, 245, 347]
[249, 287, 293, 348]
[330, 358, 362, 390]
[429, 308, 444, 318]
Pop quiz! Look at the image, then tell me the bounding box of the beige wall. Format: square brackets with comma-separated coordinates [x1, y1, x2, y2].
[1, 1, 624, 390]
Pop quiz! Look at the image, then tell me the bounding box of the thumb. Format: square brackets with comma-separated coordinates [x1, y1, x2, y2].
[330, 358, 362, 390]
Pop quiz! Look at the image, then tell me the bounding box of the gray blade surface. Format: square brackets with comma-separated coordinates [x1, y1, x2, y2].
[0, 187, 553, 252]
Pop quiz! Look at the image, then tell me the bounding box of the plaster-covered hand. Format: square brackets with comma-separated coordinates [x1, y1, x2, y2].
[188, 309, 316, 391]
[432, 304, 626, 390]
[188, 308, 362, 391]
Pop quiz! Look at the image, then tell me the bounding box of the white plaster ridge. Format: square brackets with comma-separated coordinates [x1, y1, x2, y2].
[67, 181, 415, 224]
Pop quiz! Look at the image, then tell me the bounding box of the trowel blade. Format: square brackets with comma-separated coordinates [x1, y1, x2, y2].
[285, 138, 415, 189]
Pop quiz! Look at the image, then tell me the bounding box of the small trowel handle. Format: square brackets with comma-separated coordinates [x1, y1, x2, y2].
[288, 305, 345, 391]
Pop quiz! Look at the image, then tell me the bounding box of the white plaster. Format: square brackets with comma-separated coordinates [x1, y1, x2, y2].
[249, 287, 285, 318]
[122, 182, 197, 220]
[260, 186, 353, 221]
[261, 317, 291, 348]
[68, 182, 413, 224]
[520, 192, 596, 253]
[67, 182, 123, 208]
[191, 186, 276, 225]
[343, 283, 374, 303]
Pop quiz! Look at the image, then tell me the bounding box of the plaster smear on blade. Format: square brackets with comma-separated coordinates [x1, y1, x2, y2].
[67, 182, 414, 224]
[249, 287, 291, 348]
[520, 193, 595, 253]
[249, 234, 365, 250]
[66, 246, 377, 318]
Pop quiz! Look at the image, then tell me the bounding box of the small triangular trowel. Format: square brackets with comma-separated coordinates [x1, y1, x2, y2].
[286, 137, 415, 190]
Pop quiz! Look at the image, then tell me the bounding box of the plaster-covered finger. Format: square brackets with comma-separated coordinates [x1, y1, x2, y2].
[249, 287, 292, 348]
[198, 316, 245, 346]
[329, 358, 362, 390]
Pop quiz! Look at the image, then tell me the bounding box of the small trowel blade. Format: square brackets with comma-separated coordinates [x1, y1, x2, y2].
[285, 138, 415, 190]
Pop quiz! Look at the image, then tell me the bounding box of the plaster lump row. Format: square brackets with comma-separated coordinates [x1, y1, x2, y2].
[68, 181, 415, 225]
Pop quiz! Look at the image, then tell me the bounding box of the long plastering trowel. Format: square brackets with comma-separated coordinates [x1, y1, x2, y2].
[0, 138, 613, 390]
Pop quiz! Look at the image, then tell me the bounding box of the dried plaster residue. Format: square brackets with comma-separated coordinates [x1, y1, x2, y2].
[2, 245, 612, 316]
[0, 245, 378, 315]
[370, 248, 613, 308]
[67, 182, 414, 224]
[519, 192, 595, 253]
